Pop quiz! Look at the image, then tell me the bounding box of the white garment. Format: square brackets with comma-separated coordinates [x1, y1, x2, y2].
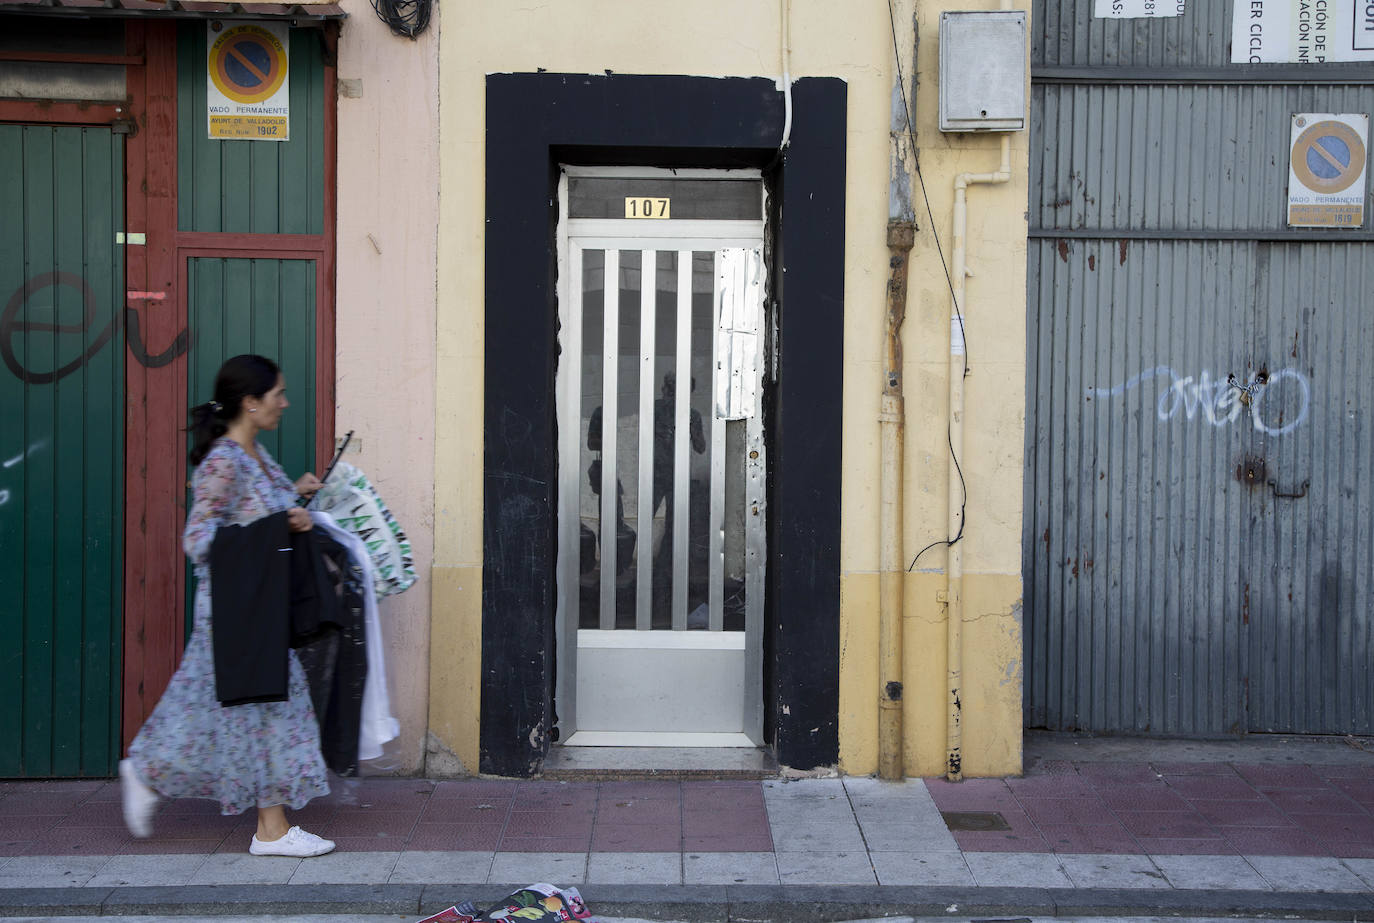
[311, 511, 401, 761]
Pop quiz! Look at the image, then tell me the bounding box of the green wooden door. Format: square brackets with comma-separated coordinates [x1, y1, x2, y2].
[0, 125, 125, 778]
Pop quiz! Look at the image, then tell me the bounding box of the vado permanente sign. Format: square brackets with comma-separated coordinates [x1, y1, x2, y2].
[206, 22, 290, 141]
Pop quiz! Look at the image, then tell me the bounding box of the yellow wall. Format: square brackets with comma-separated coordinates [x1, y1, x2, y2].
[432, 0, 1028, 777]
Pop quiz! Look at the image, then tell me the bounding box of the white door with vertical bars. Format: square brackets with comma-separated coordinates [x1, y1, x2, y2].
[555, 167, 767, 746]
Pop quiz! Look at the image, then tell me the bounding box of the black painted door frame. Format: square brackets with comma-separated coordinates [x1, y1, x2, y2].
[482, 72, 846, 776]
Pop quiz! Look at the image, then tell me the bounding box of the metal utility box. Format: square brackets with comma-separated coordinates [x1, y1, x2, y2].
[938, 11, 1027, 132]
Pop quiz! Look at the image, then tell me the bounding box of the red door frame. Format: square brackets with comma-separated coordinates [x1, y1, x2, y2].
[116, 21, 338, 747]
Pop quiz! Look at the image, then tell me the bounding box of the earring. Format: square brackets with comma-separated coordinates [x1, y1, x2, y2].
[249, 408, 257, 413]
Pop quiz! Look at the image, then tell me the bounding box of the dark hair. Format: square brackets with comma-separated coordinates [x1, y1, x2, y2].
[187, 354, 281, 466]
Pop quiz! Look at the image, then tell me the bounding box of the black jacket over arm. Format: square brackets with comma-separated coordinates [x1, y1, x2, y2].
[210, 511, 292, 706]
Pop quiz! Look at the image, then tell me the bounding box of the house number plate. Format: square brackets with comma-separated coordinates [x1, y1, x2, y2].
[624, 197, 670, 219]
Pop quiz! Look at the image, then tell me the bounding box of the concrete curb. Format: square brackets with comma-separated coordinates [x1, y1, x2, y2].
[2, 883, 1374, 920]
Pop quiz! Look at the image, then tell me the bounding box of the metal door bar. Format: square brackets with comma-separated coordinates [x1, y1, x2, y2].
[635, 251, 656, 631]
[671, 250, 692, 631]
[599, 249, 620, 629]
[708, 251, 727, 632]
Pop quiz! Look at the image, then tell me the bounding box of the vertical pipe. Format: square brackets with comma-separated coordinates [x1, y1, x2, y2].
[879, 222, 915, 780]
[947, 134, 1011, 782]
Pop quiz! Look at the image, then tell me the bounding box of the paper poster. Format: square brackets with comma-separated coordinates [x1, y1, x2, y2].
[1094, 0, 1184, 18]
[1233, 1, 1374, 63]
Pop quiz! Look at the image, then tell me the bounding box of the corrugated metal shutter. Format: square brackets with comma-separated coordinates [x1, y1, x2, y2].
[1025, 2, 1374, 735]
[0, 125, 125, 776]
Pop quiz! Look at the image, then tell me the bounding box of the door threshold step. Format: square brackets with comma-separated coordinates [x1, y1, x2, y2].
[540, 746, 777, 781]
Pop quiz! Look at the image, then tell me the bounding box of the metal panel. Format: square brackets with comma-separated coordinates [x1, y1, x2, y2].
[1026, 7, 1374, 735]
[0, 125, 124, 777]
[1031, 83, 1374, 234]
[1026, 237, 1374, 734]
[176, 24, 326, 235]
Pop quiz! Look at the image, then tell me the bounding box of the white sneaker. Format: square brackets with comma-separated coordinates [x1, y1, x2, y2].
[249, 825, 336, 858]
[119, 759, 158, 838]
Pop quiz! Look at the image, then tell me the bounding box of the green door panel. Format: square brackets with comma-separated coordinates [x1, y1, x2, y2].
[0, 125, 125, 778]
[176, 24, 326, 235]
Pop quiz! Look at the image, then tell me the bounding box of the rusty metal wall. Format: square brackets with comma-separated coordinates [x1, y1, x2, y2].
[1024, 4, 1374, 735]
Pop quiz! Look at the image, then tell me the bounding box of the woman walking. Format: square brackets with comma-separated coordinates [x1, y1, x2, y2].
[120, 354, 334, 858]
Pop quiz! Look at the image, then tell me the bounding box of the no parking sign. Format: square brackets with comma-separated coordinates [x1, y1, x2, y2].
[206, 22, 290, 141]
[1288, 114, 1369, 227]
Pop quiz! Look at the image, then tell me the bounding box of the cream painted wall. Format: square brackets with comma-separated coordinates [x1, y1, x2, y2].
[433, 0, 1028, 778]
[335, 1, 439, 773]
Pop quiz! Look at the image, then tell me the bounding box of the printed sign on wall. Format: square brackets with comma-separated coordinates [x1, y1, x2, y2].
[1288, 113, 1368, 227]
[1094, 0, 1184, 18]
[1233, 1, 1374, 63]
[206, 22, 290, 141]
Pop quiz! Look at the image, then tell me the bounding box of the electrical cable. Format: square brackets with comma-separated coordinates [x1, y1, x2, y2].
[371, 0, 431, 39]
[885, 0, 970, 571]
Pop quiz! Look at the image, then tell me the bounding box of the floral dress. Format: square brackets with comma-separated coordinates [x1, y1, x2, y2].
[128, 437, 329, 815]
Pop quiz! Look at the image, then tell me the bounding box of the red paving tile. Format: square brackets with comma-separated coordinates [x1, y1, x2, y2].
[498, 835, 592, 853]
[407, 823, 504, 851]
[327, 809, 422, 838]
[505, 812, 592, 838]
[1114, 811, 1214, 839]
[682, 814, 769, 837]
[145, 812, 242, 839]
[1233, 764, 1329, 789]
[590, 825, 682, 851]
[1164, 774, 1266, 801]
[1222, 826, 1327, 856]
[1264, 789, 1363, 815]
[0, 816, 63, 838]
[604, 782, 681, 801]
[1017, 795, 1117, 827]
[1324, 840, 1374, 858]
[597, 800, 680, 825]
[1150, 762, 1239, 776]
[1290, 812, 1374, 842]
[1097, 784, 1191, 813]
[0, 792, 92, 815]
[24, 826, 131, 856]
[1005, 774, 1094, 797]
[1036, 822, 1143, 854]
[431, 780, 519, 799]
[1074, 763, 1161, 786]
[0, 840, 36, 857]
[1331, 779, 1374, 803]
[1190, 799, 1296, 827]
[421, 800, 511, 823]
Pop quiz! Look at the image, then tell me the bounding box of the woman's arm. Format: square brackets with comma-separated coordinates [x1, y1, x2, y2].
[182, 450, 239, 565]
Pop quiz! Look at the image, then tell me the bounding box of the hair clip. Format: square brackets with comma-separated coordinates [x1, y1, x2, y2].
[209, 400, 223, 414]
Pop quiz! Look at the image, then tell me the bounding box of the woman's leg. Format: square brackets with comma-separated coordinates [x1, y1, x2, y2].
[255, 804, 291, 841]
